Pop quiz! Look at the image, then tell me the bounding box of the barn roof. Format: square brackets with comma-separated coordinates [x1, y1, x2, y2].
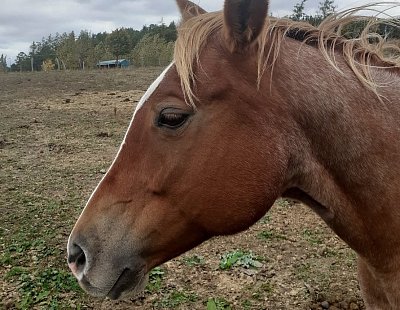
[97, 59, 128, 65]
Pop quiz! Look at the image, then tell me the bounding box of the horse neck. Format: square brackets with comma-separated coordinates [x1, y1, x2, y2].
[264, 39, 400, 258]
[270, 38, 400, 186]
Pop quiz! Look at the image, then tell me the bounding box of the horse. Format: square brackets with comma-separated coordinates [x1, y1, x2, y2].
[67, 0, 400, 308]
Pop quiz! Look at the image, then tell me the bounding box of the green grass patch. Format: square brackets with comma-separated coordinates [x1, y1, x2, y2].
[276, 198, 293, 207]
[257, 229, 286, 241]
[259, 214, 271, 224]
[302, 229, 323, 245]
[295, 262, 312, 281]
[241, 299, 252, 310]
[219, 250, 262, 270]
[182, 254, 205, 267]
[3, 237, 60, 267]
[320, 247, 338, 257]
[260, 282, 274, 294]
[1, 251, 14, 265]
[5, 266, 29, 279]
[146, 267, 165, 293]
[206, 297, 232, 310]
[8, 267, 82, 309]
[154, 290, 198, 308]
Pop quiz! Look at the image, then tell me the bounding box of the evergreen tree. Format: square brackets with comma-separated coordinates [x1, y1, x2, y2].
[318, 0, 336, 19]
[0, 54, 7, 72]
[76, 30, 95, 69]
[106, 28, 132, 63]
[15, 52, 31, 72]
[291, 0, 307, 21]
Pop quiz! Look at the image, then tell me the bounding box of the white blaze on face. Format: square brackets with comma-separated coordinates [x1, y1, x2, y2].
[101, 62, 175, 175]
[133, 62, 175, 117]
[67, 63, 175, 255]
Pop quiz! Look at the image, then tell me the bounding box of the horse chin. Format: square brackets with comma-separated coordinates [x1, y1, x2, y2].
[78, 267, 149, 301]
[107, 269, 149, 300]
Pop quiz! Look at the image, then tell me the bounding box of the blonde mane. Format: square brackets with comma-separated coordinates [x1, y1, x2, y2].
[174, 4, 400, 106]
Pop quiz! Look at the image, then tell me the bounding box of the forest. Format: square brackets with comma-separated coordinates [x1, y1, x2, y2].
[1, 0, 399, 72]
[5, 22, 177, 72]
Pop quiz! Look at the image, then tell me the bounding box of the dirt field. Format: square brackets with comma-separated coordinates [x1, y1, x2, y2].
[0, 68, 365, 309]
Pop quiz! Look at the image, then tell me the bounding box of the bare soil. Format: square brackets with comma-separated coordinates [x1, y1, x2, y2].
[0, 68, 364, 310]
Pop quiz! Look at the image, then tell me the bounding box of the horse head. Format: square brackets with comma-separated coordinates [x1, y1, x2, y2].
[67, 0, 292, 299]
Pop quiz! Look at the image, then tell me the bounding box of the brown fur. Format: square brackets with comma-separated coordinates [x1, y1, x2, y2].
[68, 1, 400, 308]
[175, 3, 400, 106]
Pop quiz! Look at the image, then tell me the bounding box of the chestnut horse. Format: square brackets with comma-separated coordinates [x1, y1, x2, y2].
[68, 0, 400, 308]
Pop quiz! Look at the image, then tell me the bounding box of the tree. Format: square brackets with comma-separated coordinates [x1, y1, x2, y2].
[76, 30, 95, 69]
[55, 31, 79, 70]
[289, 0, 336, 25]
[93, 41, 113, 65]
[0, 54, 7, 72]
[42, 59, 55, 71]
[15, 52, 31, 72]
[291, 0, 307, 21]
[106, 28, 131, 63]
[318, 0, 336, 19]
[132, 34, 174, 67]
[29, 41, 39, 71]
[12, 20, 180, 71]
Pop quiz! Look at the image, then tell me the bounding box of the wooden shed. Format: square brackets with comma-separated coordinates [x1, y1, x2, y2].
[97, 59, 130, 69]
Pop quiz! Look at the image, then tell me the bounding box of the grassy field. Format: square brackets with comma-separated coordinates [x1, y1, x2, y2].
[0, 68, 364, 310]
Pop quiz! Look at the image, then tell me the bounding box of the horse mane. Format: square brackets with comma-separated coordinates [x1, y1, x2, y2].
[174, 4, 400, 106]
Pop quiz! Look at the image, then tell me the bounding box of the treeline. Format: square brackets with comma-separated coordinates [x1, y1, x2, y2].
[3, 0, 399, 72]
[291, 0, 400, 39]
[10, 22, 176, 72]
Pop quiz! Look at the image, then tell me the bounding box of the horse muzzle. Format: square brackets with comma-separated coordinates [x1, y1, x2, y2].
[67, 234, 148, 299]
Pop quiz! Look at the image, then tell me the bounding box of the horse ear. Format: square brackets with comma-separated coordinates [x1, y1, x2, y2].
[176, 0, 207, 22]
[223, 0, 269, 52]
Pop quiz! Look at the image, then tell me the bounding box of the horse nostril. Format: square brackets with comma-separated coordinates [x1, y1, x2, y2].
[76, 250, 86, 266]
[68, 243, 86, 276]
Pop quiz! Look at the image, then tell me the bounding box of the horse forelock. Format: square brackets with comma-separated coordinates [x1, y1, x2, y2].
[174, 12, 223, 107]
[174, 4, 400, 106]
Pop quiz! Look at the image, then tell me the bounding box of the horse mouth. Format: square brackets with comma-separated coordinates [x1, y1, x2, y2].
[107, 268, 147, 300]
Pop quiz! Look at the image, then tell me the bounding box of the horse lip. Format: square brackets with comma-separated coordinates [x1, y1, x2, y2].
[107, 268, 135, 300]
[79, 275, 108, 298]
[76, 260, 147, 299]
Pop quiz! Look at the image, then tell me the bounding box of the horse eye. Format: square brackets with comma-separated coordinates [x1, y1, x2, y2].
[157, 110, 190, 129]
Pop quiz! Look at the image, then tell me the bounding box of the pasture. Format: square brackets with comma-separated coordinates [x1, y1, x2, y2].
[0, 68, 364, 309]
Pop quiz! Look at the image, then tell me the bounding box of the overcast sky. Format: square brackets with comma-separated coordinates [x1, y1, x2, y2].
[0, 0, 399, 65]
